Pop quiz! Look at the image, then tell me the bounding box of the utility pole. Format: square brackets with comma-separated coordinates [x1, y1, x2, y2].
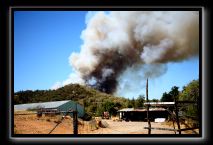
[73, 110, 78, 135]
[146, 78, 151, 134]
[174, 96, 181, 134]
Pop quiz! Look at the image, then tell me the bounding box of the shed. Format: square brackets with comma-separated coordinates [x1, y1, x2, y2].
[117, 108, 169, 121]
[14, 100, 85, 118]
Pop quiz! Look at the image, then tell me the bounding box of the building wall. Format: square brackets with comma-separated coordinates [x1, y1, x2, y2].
[120, 111, 169, 121]
[57, 101, 85, 118]
[76, 103, 85, 118]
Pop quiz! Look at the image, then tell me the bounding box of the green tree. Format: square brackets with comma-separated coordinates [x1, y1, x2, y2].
[131, 97, 136, 108]
[151, 98, 159, 102]
[14, 84, 130, 118]
[95, 104, 105, 116]
[179, 79, 199, 101]
[179, 79, 199, 119]
[135, 95, 145, 108]
[103, 101, 117, 116]
[169, 86, 179, 100]
[161, 92, 172, 102]
[114, 102, 122, 110]
[160, 86, 179, 102]
[127, 99, 133, 108]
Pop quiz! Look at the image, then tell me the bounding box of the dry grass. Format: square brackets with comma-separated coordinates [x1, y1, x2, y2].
[14, 111, 199, 134]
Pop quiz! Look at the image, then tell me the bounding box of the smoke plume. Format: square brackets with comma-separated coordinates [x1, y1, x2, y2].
[57, 11, 199, 94]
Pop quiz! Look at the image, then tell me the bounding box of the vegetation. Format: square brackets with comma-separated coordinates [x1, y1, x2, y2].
[160, 86, 179, 102]
[160, 79, 200, 125]
[179, 79, 199, 123]
[15, 84, 142, 117]
[14, 79, 199, 122]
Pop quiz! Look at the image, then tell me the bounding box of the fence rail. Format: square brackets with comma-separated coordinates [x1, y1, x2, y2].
[144, 127, 178, 131]
[145, 79, 199, 134]
[14, 110, 78, 134]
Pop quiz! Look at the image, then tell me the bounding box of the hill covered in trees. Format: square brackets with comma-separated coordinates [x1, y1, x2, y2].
[14, 84, 137, 116]
[14, 79, 199, 118]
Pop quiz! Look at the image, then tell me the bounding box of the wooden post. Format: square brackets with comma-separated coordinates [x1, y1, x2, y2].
[73, 111, 78, 135]
[174, 97, 181, 134]
[197, 95, 199, 128]
[37, 110, 42, 117]
[172, 117, 176, 134]
[146, 78, 151, 134]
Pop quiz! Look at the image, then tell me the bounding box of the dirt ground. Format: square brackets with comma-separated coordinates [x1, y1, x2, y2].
[86, 120, 198, 134]
[14, 111, 199, 134]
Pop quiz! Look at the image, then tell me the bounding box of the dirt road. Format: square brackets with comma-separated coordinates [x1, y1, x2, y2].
[14, 112, 198, 134]
[88, 120, 187, 134]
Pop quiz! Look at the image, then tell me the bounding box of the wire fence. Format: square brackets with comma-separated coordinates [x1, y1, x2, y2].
[144, 100, 199, 134]
[14, 110, 199, 134]
[14, 111, 152, 134]
[14, 110, 78, 134]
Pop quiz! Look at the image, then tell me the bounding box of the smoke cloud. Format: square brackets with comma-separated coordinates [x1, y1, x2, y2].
[53, 11, 199, 94]
[115, 63, 168, 97]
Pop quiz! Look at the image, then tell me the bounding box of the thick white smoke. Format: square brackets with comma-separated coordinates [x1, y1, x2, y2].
[52, 11, 199, 94]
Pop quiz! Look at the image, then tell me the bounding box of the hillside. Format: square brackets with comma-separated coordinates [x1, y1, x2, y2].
[14, 84, 129, 116]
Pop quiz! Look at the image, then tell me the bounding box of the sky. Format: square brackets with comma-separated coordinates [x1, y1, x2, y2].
[14, 11, 199, 100]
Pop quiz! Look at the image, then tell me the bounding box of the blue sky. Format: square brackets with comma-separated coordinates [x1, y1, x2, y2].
[123, 58, 199, 99]
[14, 11, 199, 100]
[14, 11, 87, 91]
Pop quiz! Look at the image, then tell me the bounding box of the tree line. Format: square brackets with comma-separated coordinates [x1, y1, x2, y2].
[160, 79, 199, 124]
[14, 79, 199, 119]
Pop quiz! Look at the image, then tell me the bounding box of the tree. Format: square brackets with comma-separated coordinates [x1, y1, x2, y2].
[95, 104, 105, 116]
[114, 102, 122, 109]
[169, 86, 179, 100]
[160, 86, 179, 102]
[179, 79, 199, 101]
[131, 97, 136, 108]
[14, 84, 130, 118]
[151, 99, 159, 102]
[179, 79, 199, 119]
[135, 95, 145, 108]
[161, 92, 172, 102]
[127, 99, 133, 108]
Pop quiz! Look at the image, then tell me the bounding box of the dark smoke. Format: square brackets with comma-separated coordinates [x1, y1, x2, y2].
[83, 47, 140, 93]
[66, 11, 199, 94]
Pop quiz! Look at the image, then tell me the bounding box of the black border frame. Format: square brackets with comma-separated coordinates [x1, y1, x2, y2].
[11, 7, 203, 138]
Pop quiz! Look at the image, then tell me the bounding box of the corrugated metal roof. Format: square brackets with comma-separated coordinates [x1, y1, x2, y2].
[118, 108, 166, 112]
[14, 100, 70, 111]
[134, 108, 166, 112]
[144, 102, 175, 106]
[117, 108, 134, 112]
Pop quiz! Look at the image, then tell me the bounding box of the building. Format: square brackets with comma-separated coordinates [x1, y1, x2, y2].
[117, 107, 169, 121]
[14, 100, 85, 118]
[117, 102, 177, 121]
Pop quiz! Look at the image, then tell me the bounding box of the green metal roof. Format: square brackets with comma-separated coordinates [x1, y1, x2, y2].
[14, 100, 71, 110]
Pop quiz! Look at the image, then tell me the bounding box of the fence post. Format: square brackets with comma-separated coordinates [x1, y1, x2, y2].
[197, 95, 200, 128]
[73, 111, 78, 135]
[146, 78, 151, 134]
[174, 97, 181, 134]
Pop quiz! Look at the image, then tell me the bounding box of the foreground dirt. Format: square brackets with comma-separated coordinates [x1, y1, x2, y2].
[14, 111, 199, 134]
[87, 120, 198, 134]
